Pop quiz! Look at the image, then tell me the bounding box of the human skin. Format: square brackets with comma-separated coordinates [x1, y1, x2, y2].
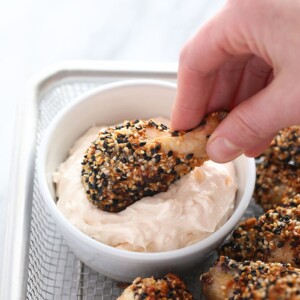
[171, 0, 300, 163]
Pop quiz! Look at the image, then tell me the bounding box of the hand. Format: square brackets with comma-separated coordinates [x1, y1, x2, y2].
[171, 0, 300, 163]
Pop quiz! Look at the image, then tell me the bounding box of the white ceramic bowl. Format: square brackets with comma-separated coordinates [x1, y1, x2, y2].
[38, 79, 256, 282]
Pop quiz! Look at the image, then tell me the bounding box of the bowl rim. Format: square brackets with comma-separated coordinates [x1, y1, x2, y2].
[37, 79, 256, 261]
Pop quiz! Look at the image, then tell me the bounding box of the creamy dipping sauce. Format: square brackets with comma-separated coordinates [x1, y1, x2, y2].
[54, 126, 238, 252]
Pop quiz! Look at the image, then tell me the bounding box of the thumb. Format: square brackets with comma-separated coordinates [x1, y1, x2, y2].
[206, 77, 299, 162]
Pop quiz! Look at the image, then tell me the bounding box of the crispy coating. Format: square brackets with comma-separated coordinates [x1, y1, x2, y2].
[201, 256, 300, 300]
[81, 112, 225, 212]
[254, 126, 300, 211]
[263, 126, 300, 167]
[117, 273, 193, 300]
[219, 195, 300, 267]
[254, 162, 300, 211]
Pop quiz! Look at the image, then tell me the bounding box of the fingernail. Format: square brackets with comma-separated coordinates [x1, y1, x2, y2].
[207, 137, 244, 162]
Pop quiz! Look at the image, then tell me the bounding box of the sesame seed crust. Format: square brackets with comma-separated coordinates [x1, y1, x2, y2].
[254, 162, 300, 211]
[81, 113, 225, 212]
[263, 126, 300, 167]
[254, 126, 300, 211]
[117, 273, 193, 300]
[201, 256, 300, 300]
[219, 195, 300, 267]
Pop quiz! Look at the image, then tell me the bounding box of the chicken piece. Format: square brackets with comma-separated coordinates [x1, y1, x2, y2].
[219, 195, 300, 267]
[201, 256, 300, 300]
[254, 161, 300, 211]
[81, 112, 226, 212]
[254, 126, 300, 211]
[263, 126, 300, 167]
[117, 273, 193, 300]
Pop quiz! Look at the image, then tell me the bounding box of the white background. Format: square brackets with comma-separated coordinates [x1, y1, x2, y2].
[0, 0, 225, 273]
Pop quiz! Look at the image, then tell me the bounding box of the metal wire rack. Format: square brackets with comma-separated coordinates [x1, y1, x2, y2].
[23, 70, 263, 300]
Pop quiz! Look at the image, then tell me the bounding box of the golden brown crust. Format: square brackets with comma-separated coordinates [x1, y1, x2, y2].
[254, 162, 300, 211]
[254, 126, 300, 211]
[201, 256, 300, 300]
[263, 126, 300, 167]
[81, 112, 225, 212]
[117, 273, 193, 300]
[219, 195, 300, 267]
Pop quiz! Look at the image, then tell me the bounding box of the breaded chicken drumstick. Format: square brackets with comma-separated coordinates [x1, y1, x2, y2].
[201, 256, 300, 300]
[254, 126, 300, 211]
[219, 195, 300, 267]
[117, 273, 193, 300]
[82, 112, 226, 212]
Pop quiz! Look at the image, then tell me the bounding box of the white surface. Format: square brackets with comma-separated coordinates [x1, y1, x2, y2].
[38, 80, 255, 281]
[0, 0, 226, 276]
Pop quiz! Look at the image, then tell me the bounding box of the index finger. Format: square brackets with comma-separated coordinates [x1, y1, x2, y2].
[171, 8, 234, 130]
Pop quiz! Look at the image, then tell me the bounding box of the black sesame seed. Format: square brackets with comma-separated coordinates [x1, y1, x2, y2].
[233, 232, 242, 239]
[186, 153, 193, 160]
[290, 240, 300, 247]
[176, 158, 182, 165]
[149, 120, 157, 127]
[140, 292, 148, 300]
[151, 148, 157, 155]
[121, 175, 127, 180]
[157, 167, 164, 175]
[155, 144, 161, 151]
[294, 257, 300, 265]
[273, 228, 282, 235]
[232, 243, 241, 251]
[155, 155, 161, 163]
[168, 151, 173, 157]
[99, 173, 106, 179]
[144, 156, 152, 161]
[233, 289, 241, 294]
[89, 183, 96, 189]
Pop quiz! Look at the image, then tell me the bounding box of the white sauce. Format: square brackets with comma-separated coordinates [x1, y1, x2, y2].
[54, 126, 238, 252]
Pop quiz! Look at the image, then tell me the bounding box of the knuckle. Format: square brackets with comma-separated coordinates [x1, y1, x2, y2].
[222, 56, 248, 72]
[247, 57, 272, 78]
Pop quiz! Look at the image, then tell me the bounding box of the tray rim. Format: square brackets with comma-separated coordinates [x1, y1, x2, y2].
[0, 60, 178, 300]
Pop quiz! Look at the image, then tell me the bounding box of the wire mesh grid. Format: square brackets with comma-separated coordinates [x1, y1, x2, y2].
[26, 79, 263, 299]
